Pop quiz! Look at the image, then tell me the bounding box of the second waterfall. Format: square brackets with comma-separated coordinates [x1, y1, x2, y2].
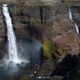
[69, 8, 79, 34]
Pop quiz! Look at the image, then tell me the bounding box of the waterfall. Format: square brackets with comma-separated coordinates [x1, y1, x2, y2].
[2, 4, 29, 64]
[69, 9, 73, 22]
[69, 8, 79, 34]
[2, 4, 20, 63]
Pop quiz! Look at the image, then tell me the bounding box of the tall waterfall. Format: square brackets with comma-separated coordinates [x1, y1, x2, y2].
[69, 8, 79, 34]
[2, 4, 19, 63]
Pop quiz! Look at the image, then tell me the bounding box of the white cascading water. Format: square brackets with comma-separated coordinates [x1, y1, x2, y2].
[69, 8, 79, 34]
[2, 4, 29, 65]
[2, 4, 22, 64]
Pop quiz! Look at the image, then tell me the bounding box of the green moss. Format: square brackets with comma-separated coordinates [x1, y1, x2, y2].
[20, 76, 64, 80]
[32, 19, 53, 32]
[49, 76, 64, 80]
[64, 0, 76, 6]
[42, 38, 58, 59]
[42, 37, 66, 59]
[42, 38, 51, 58]
[20, 76, 32, 80]
[10, 4, 22, 15]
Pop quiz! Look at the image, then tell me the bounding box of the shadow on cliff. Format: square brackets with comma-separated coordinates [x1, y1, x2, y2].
[51, 53, 80, 80]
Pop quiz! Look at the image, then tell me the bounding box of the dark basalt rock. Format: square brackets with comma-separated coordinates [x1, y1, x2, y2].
[51, 53, 80, 80]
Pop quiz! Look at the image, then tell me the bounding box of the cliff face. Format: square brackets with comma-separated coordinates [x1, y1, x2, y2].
[0, 7, 6, 60]
[0, 1, 79, 79]
[0, 0, 61, 4]
[42, 3, 79, 56]
[52, 6, 79, 55]
[0, 0, 79, 63]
